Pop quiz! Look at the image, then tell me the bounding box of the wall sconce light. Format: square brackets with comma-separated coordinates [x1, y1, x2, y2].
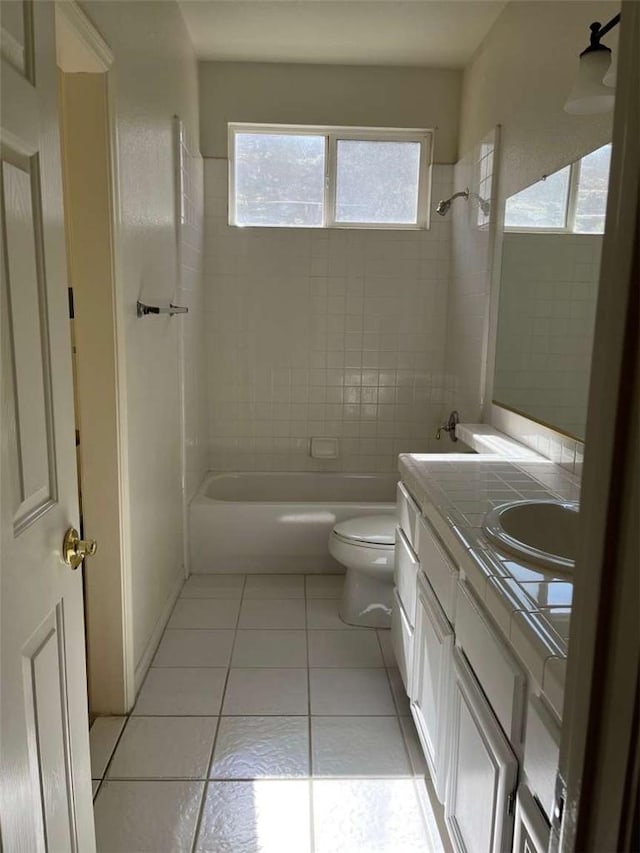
[565, 14, 620, 115]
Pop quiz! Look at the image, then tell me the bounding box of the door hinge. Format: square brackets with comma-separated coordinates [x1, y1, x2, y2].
[68, 287, 75, 319]
[507, 790, 516, 816]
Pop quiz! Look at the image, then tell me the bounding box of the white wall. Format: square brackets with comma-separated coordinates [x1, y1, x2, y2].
[204, 159, 454, 472]
[459, 0, 618, 200]
[494, 233, 601, 440]
[446, 0, 617, 447]
[80, 1, 206, 673]
[199, 61, 462, 163]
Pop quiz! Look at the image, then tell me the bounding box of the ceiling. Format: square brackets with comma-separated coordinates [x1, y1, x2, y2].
[179, 1, 508, 68]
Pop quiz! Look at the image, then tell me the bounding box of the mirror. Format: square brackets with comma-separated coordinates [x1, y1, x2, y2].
[493, 143, 612, 441]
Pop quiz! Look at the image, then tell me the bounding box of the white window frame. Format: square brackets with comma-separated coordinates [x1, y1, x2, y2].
[228, 122, 433, 230]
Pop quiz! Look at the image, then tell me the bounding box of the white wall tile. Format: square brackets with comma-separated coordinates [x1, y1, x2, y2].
[203, 159, 453, 472]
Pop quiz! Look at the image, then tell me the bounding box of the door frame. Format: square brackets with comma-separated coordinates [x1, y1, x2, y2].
[55, 0, 134, 714]
[553, 1, 639, 849]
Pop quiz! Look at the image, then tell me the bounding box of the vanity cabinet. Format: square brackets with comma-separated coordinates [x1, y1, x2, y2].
[411, 571, 454, 803]
[393, 475, 561, 853]
[446, 648, 518, 853]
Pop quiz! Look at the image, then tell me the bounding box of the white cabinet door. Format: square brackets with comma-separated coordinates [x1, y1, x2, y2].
[446, 649, 518, 853]
[0, 3, 95, 850]
[411, 572, 454, 804]
[513, 785, 550, 853]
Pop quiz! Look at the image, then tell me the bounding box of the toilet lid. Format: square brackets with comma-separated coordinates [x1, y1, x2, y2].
[333, 515, 397, 546]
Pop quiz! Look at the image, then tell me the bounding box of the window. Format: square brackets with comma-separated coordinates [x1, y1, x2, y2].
[504, 143, 611, 234]
[229, 124, 432, 229]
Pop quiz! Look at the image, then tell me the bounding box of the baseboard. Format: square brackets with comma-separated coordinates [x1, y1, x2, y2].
[133, 570, 183, 695]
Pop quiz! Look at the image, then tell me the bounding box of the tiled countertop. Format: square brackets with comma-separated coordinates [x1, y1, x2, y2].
[398, 424, 581, 720]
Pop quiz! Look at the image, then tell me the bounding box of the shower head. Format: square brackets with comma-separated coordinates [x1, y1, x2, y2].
[435, 188, 470, 216]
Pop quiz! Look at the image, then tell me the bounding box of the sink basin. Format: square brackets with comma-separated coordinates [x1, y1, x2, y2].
[482, 500, 579, 574]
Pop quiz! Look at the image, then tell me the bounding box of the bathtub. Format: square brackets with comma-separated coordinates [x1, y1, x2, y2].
[189, 472, 399, 574]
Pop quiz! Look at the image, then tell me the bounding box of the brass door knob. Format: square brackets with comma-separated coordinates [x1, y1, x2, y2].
[63, 527, 97, 570]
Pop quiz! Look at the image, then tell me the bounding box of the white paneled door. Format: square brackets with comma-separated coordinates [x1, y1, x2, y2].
[1, 2, 95, 851]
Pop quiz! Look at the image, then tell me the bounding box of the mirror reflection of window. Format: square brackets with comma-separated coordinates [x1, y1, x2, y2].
[504, 143, 611, 234]
[573, 144, 612, 234]
[504, 166, 571, 229]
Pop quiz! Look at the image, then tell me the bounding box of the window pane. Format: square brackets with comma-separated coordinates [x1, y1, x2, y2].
[234, 133, 325, 227]
[504, 166, 570, 229]
[574, 143, 612, 234]
[335, 140, 421, 224]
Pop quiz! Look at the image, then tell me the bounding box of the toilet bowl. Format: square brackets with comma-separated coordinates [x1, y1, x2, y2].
[329, 514, 397, 628]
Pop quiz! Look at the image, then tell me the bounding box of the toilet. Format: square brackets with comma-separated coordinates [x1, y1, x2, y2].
[329, 514, 397, 628]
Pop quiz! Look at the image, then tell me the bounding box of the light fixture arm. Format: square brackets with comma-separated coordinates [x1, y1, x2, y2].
[582, 14, 621, 55]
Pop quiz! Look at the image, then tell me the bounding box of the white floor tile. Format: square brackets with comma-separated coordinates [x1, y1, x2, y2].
[181, 574, 245, 599]
[89, 716, 126, 780]
[312, 779, 433, 853]
[311, 717, 411, 778]
[222, 669, 309, 715]
[133, 668, 227, 716]
[305, 575, 344, 599]
[243, 574, 305, 599]
[209, 717, 309, 779]
[231, 630, 307, 667]
[195, 780, 312, 853]
[167, 598, 240, 630]
[94, 780, 204, 853]
[107, 717, 217, 779]
[153, 630, 234, 667]
[377, 628, 396, 666]
[310, 669, 396, 716]
[308, 630, 384, 668]
[387, 667, 411, 716]
[238, 599, 306, 629]
[307, 598, 363, 630]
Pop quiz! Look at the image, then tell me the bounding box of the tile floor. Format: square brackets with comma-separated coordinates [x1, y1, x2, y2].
[91, 574, 446, 853]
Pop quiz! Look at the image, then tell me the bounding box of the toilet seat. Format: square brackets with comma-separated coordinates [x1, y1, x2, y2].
[332, 514, 397, 547]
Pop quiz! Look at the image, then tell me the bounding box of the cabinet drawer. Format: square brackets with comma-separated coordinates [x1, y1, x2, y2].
[523, 695, 560, 822]
[395, 527, 419, 628]
[397, 482, 420, 548]
[455, 581, 525, 746]
[417, 515, 458, 623]
[391, 588, 414, 694]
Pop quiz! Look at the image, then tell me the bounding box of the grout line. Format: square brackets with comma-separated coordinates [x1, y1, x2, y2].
[99, 772, 423, 783]
[189, 575, 245, 851]
[304, 575, 316, 853]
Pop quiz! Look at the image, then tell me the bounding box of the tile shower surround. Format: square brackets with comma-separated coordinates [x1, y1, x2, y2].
[204, 159, 455, 473]
[91, 574, 446, 853]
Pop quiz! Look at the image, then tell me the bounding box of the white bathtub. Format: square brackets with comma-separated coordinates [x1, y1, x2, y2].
[189, 472, 398, 574]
